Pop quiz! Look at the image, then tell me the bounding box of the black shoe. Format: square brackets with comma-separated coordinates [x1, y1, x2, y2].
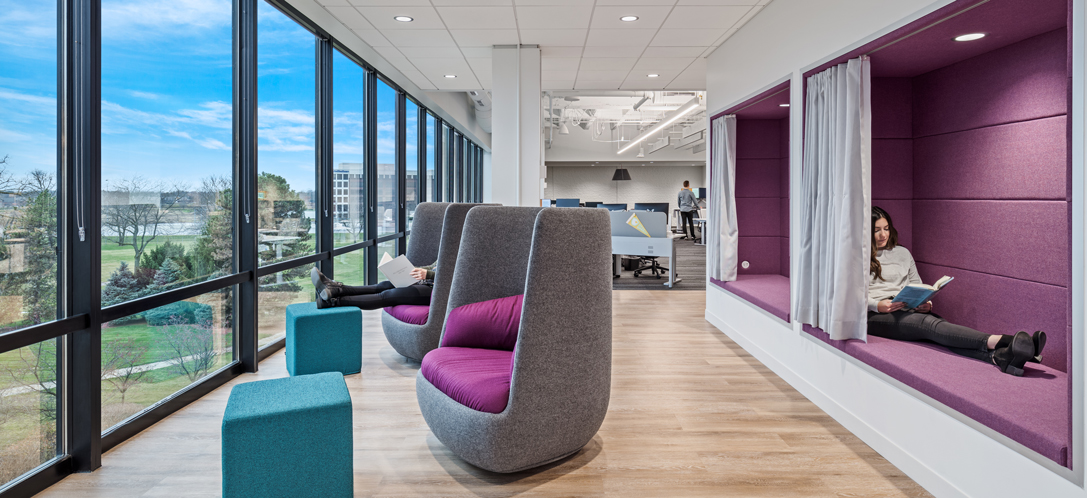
[310, 267, 341, 301]
[990, 331, 1034, 377]
[316, 294, 338, 310]
[1031, 331, 1047, 364]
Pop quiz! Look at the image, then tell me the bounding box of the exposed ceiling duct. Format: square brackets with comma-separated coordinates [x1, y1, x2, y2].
[467, 90, 492, 134]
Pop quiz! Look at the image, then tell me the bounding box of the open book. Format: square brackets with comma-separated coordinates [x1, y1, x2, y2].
[379, 253, 419, 288]
[892, 275, 954, 309]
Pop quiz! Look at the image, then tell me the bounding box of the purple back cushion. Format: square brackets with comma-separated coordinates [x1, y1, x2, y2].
[441, 294, 524, 351]
[385, 304, 430, 325]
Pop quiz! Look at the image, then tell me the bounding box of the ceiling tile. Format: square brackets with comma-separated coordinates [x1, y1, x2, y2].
[542, 79, 576, 90]
[594, 0, 676, 5]
[381, 30, 456, 47]
[650, 29, 726, 46]
[540, 46, 583, 57]
[356, 6, 444, 30]
[619, 80, 668, 90]
[574, 80, 624, 90]
[466, 57, 492, 73]
[373, 45, 405, 59]
[519, 29, 587, 47]
[399, 69, 436, 90]
[541, 70, 579, 80]
[542, 57, 581, 70]
[351, 29, 392, 47]
[434, 75, 484, 91]
[675, 0, 760, 5]
[317, 0, 352, 6]
[576, 70, 630, 81]
[590, 6, 673, 30]
[436, 7, 517, 30]
[640, 46, 706, 57]
[730, 5, 764, 30]
[431, 0, 512, 5]
[410, 57, 472, 74]
[700, 46, 717, 58]
[518, 0, 588, 5]
[449, 29, 520, 47]
[577, 57, 637, 71]
[624, 69, 683, 84]
[665, 77, 704, 90]
[349, 0, 431, 5]
[633, 57, 695, 70]
[476, 73, 493, 88]
[661, 5, 750, 29]
[585, 29, 656, 47]
[515, 5, 594, 30]
[460, 47, 493, 58]
[325, 6, 374, 30]
[398, 46, 464, 58]
[581, 46, 644, 57]
[712, 28, 740, 45]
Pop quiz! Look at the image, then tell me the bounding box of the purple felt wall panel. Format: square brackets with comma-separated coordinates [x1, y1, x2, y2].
[916, 262, 1067, 372]
[737, 237, 781, 275]
[779, 117, 790, 158]
[735, 159, 782, 198]
[912, 29, 1067, 138]
[779, 197, 790, 240]
[736, 198, 780, 237]
[872, 78, 913, 139]
[912, 200, 1068, 287]
[780, 237, 790, 278]
[872, 140, 914, 200]
[736, 120, 781, 159]
[913, 116, 1067, 200]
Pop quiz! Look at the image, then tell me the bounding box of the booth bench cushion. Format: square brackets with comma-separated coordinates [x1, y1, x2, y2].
[441, 294, 524, 351]
[719, 274, 791, 322]
[804, 325, 1070, 466]
[421, 347, 513, 414]
[385, 304, 430, 326]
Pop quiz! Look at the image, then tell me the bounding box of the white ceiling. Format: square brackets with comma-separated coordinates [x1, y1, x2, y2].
[314, 0, 773, 92]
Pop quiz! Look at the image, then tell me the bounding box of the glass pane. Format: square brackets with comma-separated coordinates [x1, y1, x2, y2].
[334, 247, 366, 289]
[377, 80, 396, 236]
[442, 124, 451, 201]
[257, 1, 315, 267]
[0, 0, 60, 333]
[101, 0, 234, 304]
[258, 268, 312, 349]
[101, 287, 233, 432]
[426, 115, 437, 202]
[375, 240, 396, 282]
[406, 100, 419, 221]
[333, 50, 365, 248]
[0, 338, 61, 485]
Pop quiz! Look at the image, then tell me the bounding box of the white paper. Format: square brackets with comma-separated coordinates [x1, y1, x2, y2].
[378, 254, 419, 288]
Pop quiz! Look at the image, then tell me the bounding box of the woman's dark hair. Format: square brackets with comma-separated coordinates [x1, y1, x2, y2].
[870, 206, 898, 281]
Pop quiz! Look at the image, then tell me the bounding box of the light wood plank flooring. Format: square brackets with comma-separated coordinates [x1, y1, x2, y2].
[40, 290, 932, 497]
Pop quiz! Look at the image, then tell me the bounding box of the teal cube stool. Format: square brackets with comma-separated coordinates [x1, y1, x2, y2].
[286, 302, 362, 376]
[222, 372, 353, 498]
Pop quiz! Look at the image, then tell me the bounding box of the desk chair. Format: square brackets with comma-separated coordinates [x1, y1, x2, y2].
[633, 255, 669, 279]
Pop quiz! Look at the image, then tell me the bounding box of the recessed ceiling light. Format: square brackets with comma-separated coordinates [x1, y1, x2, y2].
[444, 74, 456, 78]
[954, 33, 985, 42]
[394, 16, 414, 22]
[647, 74, 659, 78]
[779, 104, 790, 107]
[620, 16, 639, 22]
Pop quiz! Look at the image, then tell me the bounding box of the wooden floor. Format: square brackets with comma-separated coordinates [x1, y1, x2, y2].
[40, 291, 932, 497]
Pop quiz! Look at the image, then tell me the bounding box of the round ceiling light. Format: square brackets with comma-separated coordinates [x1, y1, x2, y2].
[620, 16, 639, 22]
[954, 33, 985, 42]
[647, 74, 659, 78]
[393, 16, 414, 22]
[444, 74, 457, 79]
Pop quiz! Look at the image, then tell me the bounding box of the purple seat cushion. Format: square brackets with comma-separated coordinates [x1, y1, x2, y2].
[717, 274, 791, 322]
[441, 294, 524, 351]
[385, 305, 430, 326]
[420, 347, 513, 414]
[804, 325, 1070, 467]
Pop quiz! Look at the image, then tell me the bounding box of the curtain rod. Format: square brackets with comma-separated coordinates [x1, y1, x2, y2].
[865, 0, 990, 56]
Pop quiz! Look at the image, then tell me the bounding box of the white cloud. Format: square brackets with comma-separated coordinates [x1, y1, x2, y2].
[196, 137, 230, 150]
[128, 90, 161, 100]
[101, 0, 230, 36]
[0, 89, 56, 107]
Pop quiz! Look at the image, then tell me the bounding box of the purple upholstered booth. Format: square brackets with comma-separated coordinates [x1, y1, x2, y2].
[710, 80, 792, 322]
[799, 0, 1072, 467]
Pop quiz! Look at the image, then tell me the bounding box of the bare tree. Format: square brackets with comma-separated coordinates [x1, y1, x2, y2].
[162, 316, 218, 382]
[101, 177, 189, 269]
[101, 337, 150, 405]
[6, 340, 59, 460]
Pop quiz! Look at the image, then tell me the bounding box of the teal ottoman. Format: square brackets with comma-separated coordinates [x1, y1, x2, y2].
[286, 302, 362, 376]
[222, 372, 353, 498]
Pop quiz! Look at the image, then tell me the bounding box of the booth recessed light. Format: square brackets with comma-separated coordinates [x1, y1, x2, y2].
[779, 104, 790, 107]
[647, 74, 659, 78]
[954, 33, 985, 42]
[394, 16, 414, 22]
[444, 74, 457, 78]
[620, 16, 639, 22]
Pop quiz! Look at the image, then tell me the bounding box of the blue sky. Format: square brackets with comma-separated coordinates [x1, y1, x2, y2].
[1, 0, 420, 197]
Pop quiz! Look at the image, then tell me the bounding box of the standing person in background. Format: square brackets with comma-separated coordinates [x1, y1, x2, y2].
[678, 180, 699, 241]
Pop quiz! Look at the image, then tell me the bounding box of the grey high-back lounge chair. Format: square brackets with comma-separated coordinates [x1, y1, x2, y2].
[416, 207, 613, 473]
[381, 202, 482, 361]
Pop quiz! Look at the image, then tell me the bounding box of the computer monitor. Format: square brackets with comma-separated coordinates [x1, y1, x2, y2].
[555, 198, 580, 208]
[696, 187, 707, 199]
[583, 201, 601, 208]
[541, 199, 553, 207]
[633, 202, 670, 213]
[599, 203, 627, 211]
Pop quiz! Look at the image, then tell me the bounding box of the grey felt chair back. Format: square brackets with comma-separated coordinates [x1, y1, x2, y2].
[405, 202, 450, 267]
[418, 207, 613, 473]
[381, 203, 485, 361]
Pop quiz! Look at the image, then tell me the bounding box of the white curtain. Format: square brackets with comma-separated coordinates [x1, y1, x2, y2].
[794, 57, 872, 341]
[708, 115, 738, 282]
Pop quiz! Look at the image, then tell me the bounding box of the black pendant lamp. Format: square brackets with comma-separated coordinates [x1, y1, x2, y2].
[611, 168, 632, 181]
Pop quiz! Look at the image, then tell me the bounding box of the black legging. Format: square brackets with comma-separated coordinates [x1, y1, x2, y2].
[867, 311, 991, 361]
[680, 210, 697, 239]
[335, 281, 432, 310]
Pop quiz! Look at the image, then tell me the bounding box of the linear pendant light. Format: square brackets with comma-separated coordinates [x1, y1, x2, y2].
[617, 96, 701, 155]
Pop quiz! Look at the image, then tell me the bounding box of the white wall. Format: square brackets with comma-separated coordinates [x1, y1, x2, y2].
[705, 0, 1087, 496]
[545, 125, 705, 163]
[544, 165, 704, 209]
[423, 92, 491, 150]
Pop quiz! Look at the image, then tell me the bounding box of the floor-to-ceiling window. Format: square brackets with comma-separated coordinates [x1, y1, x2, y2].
[405, 99, 419, 228]
[375, 79, 396, 279]
[426, 114, 438, 203]
[331, 48, 367, 286]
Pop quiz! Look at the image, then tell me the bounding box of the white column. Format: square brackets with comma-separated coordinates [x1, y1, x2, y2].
[490, 45, 542, 206]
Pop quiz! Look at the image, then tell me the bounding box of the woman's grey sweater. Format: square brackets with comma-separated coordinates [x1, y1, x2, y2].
[868, 245, 922, 312]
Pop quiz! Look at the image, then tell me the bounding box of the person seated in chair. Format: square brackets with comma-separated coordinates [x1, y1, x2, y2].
[867, 206, 1046, 377]
[311, 265, 434, 311]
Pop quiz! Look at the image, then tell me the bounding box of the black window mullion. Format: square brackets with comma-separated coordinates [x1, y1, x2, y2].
[364, 69, 378, 284]
[433, 117, 443, 202]
[395, 91, 406, 256]
[418, 106, 427, 205]
[234, 0, 258, 373]
[454, 133, 463, 202]
[316, 37, 333, 278]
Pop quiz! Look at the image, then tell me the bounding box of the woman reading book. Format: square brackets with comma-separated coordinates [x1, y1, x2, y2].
[309, 265, 434, 311]
[868, 206, 1046, 377]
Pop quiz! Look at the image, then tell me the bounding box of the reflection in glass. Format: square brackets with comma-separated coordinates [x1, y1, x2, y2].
[426, 114, 437, 202]
[333, 50, 366, 248]
[257, 268, 312, 349]
[377, 80, 397, 236]
[334, 248, 366, 289]
[0, 338, 61, 486]
[101, 287, 233, 432]
[101, 0, 234, 304]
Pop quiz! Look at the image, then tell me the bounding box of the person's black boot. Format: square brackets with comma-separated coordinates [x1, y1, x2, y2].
[316, 294, 339, 310]
[310, 267, 342, 301]
[990, 331, 1034, 377]
[1031, 330, 1047, 364]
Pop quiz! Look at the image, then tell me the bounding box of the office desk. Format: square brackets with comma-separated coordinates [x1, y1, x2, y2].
[612, 234, 680, 288]
[694, 218, 707, 245]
